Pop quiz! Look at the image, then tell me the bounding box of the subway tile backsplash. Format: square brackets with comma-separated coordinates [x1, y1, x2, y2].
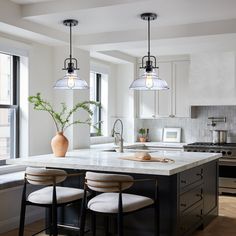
[138, 106, 236, 143]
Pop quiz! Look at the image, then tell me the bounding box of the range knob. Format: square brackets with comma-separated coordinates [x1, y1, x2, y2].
[227, 151, 232, 156]
[222, 151, 226, 155]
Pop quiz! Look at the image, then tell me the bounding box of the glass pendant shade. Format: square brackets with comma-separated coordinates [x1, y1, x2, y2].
[54, 72, 89, 89]
[129, 69, 169, 90]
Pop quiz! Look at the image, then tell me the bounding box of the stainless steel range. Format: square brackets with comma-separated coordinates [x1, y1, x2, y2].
[184, 142, 236, 194]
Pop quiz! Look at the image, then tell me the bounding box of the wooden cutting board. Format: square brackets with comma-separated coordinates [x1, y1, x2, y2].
[119, 156, 175, 163]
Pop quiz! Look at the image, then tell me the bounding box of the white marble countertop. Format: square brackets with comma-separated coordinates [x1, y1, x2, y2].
[90, 142, 186, 151]
[7, 149, 221, 176]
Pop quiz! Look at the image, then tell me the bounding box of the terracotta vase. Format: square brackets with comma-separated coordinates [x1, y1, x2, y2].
[51, 132, 69, 157]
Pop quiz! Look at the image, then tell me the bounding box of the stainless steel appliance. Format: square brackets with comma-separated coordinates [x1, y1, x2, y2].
[212, 130, 227, 144]
[184, 142, 236, 194]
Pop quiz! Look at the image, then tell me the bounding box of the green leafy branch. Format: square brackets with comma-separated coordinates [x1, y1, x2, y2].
[28, 93, 101, 133]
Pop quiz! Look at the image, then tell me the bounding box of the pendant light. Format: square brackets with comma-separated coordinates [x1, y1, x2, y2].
[54, 19, 89, 89]
[129, 13, 169, 90]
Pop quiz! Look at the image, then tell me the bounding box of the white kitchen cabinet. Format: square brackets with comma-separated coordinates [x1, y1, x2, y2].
[139, 90, 156, 118]
[173, 60, 190, 117]
[157, 62, 172, 117]
[137, 58, 190, 118]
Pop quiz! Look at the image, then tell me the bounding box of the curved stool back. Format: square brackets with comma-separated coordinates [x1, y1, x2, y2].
[25, 167, 67, 185]
[85, 171, 134, 192]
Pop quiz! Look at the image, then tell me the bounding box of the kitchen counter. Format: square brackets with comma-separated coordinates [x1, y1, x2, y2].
[7, 149, 220, 176]
[7, 150, 220, 236]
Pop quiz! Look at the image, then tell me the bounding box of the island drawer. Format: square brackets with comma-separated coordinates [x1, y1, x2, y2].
[180, 166, 203, 190]
[179, 202, 203, 235]
[180, 184, 203, 213]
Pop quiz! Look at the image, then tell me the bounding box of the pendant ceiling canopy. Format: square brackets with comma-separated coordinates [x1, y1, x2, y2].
[129, 13, 169, 90]
[54, 19, 89, 90]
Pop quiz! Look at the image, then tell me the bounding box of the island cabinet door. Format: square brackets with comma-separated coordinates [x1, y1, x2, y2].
[202, 160, 218, 225]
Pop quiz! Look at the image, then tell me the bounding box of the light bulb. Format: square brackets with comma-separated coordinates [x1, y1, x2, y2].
[145, 73, 154, 89]
[67, 73, 76, 88]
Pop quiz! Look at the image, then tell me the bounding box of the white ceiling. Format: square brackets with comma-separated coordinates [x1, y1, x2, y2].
[22, 0, 236, 35]
[11, 0, 55, 5]
[3, 0, 236, 62]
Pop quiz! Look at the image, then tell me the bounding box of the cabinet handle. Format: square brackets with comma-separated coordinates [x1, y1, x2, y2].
[196, 193, 202, 198]
[181, 180, 186, 184]
[196, 214, 203, 219]
[152, 115, 155, 118]
[196, 173, 203, 178]
[169, 114, 175, 118]
[180, 203, 187, 207]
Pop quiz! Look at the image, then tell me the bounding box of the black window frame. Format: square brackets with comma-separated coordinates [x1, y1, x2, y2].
[90, 72, 102, 137]
[0, 53, 20, 159]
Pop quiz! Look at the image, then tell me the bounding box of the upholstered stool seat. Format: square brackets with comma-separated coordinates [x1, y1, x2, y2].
[28, 186, 84, 205]
[88, 192, 153, 213]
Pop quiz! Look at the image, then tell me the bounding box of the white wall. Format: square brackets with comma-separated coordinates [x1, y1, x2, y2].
[115, 63, 136, 142]
[28, 43, 54, 156]
[189, 51, 236, 105]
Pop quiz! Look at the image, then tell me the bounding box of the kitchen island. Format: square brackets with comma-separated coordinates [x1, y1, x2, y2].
[7, 150, 220, 236]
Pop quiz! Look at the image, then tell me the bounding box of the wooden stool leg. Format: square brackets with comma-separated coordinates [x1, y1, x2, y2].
[79, 190, 87, 236]
[105, 215, 109, 236]
[118, 192, 123, 236]
[48, 207, 52, 236]
[91, 211, 96, 236]
[117, 213, 123, 236]
[52, 204, 58, 236]
[19, 181, 27, 236]
[18, 200, 26, 236]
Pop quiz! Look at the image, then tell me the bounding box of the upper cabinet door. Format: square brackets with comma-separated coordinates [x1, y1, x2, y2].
[157, 62, 172, 117]
[138, 90, 156, 119]
[173, 60, 190, 117]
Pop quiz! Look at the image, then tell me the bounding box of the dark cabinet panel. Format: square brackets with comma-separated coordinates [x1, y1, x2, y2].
[180, 166, 203, 191]
[180, 184, 203, 213]
[202, 161, 218, 225]
[179, 202, 203, 235]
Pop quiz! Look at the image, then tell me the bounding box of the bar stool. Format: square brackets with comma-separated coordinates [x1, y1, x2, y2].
[19, 167, 84, 236]
[79, 171, 159, 236]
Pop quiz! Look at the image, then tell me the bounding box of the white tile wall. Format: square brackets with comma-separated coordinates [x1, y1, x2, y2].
[138, 106, 236, 143]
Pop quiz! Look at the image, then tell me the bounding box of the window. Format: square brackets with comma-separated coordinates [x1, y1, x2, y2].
[90, 71, 102, 136]
[0, 53, 19, 160]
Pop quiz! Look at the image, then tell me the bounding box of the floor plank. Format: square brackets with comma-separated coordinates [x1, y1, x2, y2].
[0, 196, 235, 236]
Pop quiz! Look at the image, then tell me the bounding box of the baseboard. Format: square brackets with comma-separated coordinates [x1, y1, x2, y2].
[0, 208, 44, 234]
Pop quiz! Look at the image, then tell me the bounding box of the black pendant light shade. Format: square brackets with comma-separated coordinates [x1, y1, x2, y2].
[129, 13, 169, 90]
[54, 19, 89, 89]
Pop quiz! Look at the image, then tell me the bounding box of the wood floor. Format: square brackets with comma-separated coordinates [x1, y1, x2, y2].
[1, 196, 235, 236]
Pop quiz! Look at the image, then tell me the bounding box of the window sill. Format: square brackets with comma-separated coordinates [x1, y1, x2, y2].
[0, 164, 26, 175]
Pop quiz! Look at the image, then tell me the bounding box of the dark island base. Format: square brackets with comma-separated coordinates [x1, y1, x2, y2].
[49, 160, 218, 236]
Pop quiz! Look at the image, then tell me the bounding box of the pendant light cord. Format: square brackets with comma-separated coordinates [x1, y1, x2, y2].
[70, 22, 72, 64]
[148, 16, 150, 61]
